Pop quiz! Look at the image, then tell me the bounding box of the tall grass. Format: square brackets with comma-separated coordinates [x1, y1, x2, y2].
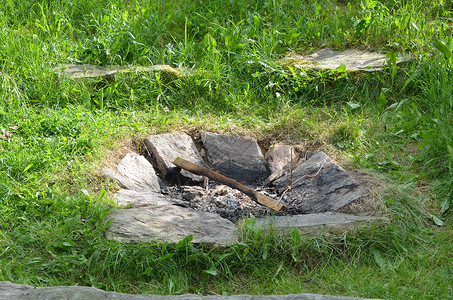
[418, 57, 453, 218]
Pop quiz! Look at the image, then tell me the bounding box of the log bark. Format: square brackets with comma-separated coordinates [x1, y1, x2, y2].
[173, 157, 285, 211]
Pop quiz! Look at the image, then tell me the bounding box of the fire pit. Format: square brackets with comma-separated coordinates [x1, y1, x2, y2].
[102, 132, 378, 245]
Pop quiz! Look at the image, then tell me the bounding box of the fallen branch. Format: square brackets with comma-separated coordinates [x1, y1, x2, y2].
[173, 157, 285, 211]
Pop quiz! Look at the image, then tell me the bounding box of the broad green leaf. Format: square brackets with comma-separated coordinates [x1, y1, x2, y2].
[335, 64, 346, 72]
[432, 41, 452, 59]
[204, 267, 218, 276]
[347, 102, 361, 112]
[371, 248, 392, 271]
[176, 235, 193, 250]
[253, 15, 260, 26]
[225, 35, 232, 49]
[432, 215, 444, 226]
[440, 199, 450, 214]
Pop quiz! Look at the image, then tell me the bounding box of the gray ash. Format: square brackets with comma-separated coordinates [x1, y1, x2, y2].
[167, 184, 288, 223]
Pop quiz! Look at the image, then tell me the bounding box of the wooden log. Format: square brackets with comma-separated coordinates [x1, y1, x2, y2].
[173, 157, 285, 211]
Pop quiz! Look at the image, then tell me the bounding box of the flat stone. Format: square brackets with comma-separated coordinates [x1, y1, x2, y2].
[106, 205, 238, 246]
[273, 152, 363, 213]
[52, 64, 180, 80]
[250, 212, 387, 236]
[102, 152, 161, 192]
[0, 281, 383, 300]
[113, 189, 174, 207]
[201, 132, 266, 184]
[145, 133, 208, 182]
[281, 48, 409, 72]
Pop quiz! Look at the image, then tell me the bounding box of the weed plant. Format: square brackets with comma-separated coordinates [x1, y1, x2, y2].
[0, 0, 452, 298]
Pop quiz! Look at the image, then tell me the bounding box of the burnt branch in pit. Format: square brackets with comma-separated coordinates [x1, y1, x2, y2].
[164, 158, 318, 223]
[173, 157, 285, 211]
[166, 183, 311, 223]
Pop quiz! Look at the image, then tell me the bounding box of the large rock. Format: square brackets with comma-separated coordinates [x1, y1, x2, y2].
[145, 133, 208, 182]
[113, 189, 174, 207]
[273, 152, 363, 213]
[281, 48, 408, 72]
[106, 205, 238, 246]
[102, 153, 161, 192]
[249, 212, 387, 236]
[52, 64, 180, 81]
[201, 132, 266, 184]
[0, 281, 383, 300]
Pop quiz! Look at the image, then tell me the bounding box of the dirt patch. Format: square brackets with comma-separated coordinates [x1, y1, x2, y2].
[338, 167, 387, 217]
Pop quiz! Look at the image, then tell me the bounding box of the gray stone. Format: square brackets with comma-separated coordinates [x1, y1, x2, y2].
[0, 281, 383, 300]
[113, 189, 174, 207]
[51, 64, 180, 81]
[106, 205, 238, 246]
[145, 133, 208, 182]
[273, 152, 363, 213]
[201, 132, 266, 184]
[264, 147, 314, 186]
[102, 153, 161, 192]
[249, 212, 387, 236]
[265, 144, 299, 175]
[281, 48, 409, 72]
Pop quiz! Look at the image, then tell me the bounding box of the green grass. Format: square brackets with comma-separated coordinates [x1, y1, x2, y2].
[1, 0, 452, 298]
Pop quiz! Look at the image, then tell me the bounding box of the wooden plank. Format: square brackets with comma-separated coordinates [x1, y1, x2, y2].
[173, 157, 285, 212]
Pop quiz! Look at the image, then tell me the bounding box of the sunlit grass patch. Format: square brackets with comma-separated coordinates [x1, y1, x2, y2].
[0, 0, 452, 298]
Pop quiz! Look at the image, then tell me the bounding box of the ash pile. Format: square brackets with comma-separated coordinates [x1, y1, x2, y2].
[103, 132, 364, 223]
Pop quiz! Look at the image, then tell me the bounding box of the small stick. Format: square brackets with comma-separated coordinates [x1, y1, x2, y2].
[173, 157, 285, 211]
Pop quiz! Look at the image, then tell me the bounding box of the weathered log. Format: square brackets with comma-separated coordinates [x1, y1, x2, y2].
[173, 157, 285, 211]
